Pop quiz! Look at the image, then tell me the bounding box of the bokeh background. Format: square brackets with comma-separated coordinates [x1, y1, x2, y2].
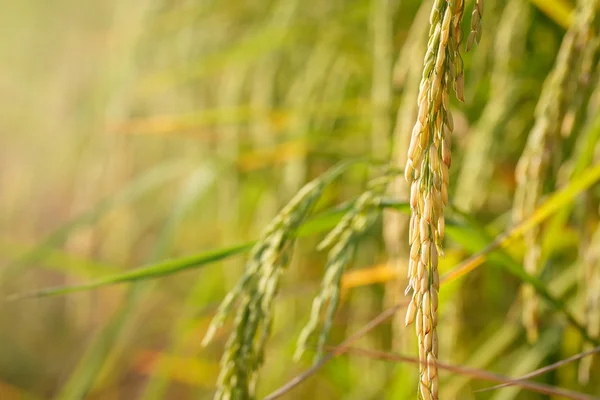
[1, 0, 598, 399]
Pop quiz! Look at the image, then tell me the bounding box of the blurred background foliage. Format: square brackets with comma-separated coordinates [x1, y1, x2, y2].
[0, 0, 599, 399]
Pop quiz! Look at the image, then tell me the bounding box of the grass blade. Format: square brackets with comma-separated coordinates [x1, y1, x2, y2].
[8, 243, 253, 300]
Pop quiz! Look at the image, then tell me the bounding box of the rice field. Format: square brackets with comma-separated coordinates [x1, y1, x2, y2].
[1, 0, 599, 399]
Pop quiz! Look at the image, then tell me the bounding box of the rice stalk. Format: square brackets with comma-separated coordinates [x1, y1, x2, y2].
[201, 162, 350, 400]
[512, 0, 600, 343]
[296, 174, 392, 362]
[404, 1, 466, 398]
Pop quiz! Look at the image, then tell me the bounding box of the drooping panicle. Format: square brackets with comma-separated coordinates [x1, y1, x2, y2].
[404, 1, 465, 398]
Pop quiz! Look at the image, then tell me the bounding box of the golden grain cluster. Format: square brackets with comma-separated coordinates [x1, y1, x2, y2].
[403, 1, 469, 398]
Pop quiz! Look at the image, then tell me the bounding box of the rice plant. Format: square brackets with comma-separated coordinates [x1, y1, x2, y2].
[3, 1, 600, 400]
